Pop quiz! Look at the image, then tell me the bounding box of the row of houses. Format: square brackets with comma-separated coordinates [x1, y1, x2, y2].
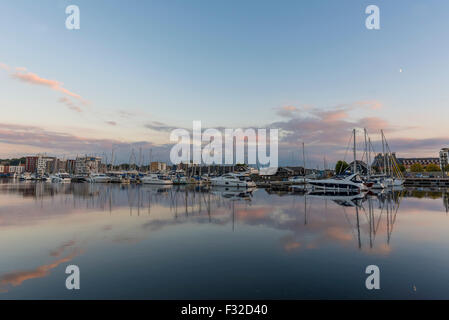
[0, 164, 25, 174]
[23, 155, 170, 175]
[24, 155, 103, 176]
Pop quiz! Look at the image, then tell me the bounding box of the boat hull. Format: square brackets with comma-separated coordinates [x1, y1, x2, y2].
[141, 179, 173, 185]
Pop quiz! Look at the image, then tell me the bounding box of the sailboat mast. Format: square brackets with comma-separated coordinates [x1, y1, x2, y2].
[364, 128, 369, 178]
[368, 137, 372, 176]
[353, 129, 357, 174]
[302, 142, 306, 184]
[381, 130, 386, 175]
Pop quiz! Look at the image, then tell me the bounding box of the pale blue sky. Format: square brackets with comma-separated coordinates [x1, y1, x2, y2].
[1, 0, 448, 165]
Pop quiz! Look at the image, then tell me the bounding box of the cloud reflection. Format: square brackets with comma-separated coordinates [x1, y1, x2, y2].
[0, 249, 82, 293]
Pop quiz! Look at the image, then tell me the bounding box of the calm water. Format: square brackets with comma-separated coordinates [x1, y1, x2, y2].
[1, 179, 449, 299]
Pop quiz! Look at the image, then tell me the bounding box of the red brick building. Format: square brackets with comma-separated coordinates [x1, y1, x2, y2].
[25, 156, 38, 173]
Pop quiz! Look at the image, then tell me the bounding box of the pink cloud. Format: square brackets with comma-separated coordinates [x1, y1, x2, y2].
[275, 105, 300, 117]
[353, 100, 383, 110]
[11, 71, 85, 103]
[0, 62, 10, 71]
[0, 122, 166, 162]
[319, 109, 349, 122]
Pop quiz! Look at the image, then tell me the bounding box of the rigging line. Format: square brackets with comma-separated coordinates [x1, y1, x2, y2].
[343, 132, 352, 162]
[390, 193, 402, 235]
[341, 207, 358, 240]
[373, 202, 384, 240]
[360, 202, 370, 224]
[338, 133, 353, 174]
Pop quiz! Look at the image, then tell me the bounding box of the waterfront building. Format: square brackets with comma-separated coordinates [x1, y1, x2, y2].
[55, 159, 67, 173]
[150, 161, 167, 172]
[45, 157, 57, 174]
[66, 159, 76, 174]
[8, 165, 25, 174]
[396, 157, 440, 170]
[257, 167, 304, 181]
[371, 153, 401, 172]
[372, 152, 443, 172]
[25, 156, 38, 173]
[36, 155, 48, 176]
[75, 156, 102, 175]
[440, 148, 449, 170]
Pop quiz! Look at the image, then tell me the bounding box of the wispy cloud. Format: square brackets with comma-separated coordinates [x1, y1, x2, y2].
[118, 110, 136, 118]
[1, 62, 87, 111]
[275, 105, 301, 118]
[0, 62, 10, 71]
[0, 122, 171, 163]
[144, 121, 181, 132]
[11, 70, 85, 103]
[0, 123, 136, 151]
[105, 121, 117, 126]
[58, 97, 82, 113]
[352, 100, 383, 110]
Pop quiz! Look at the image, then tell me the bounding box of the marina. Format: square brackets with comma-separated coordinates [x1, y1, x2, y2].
[0, 123, 448, 300]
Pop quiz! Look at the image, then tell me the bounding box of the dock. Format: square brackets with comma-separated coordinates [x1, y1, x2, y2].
[255, 180, 303, 191]
[404, 178, 449, 187]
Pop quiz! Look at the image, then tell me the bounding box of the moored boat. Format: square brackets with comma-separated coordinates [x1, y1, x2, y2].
[308, 173, 369, 192]
[210, 173, 256, 188]
[87, 173, 111, 183]
[141, 173, 173, 185]
[51, 172, 72, 183]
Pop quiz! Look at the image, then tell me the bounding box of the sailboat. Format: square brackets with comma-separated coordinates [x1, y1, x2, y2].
[289, 142, 316, 191]
[362, 128, 385, 189]
[308, 129, 371, 192]
[379, 130, 404, 187]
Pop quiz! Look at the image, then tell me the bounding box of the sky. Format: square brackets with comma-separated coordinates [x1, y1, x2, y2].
[1, 0, 448, 167]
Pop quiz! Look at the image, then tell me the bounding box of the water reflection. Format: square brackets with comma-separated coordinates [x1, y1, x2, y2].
[1, 180, 449, 298]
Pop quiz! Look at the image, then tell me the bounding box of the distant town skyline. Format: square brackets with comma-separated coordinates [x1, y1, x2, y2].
[1, 0, 448, 166]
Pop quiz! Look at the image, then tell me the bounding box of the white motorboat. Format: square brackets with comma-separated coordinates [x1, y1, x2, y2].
[141, 174, 173, 185]
[87, 173, 111, 183]
[308, 173, 369, 192]
[19, 173, 33, 181]
[210, 173, 256, 188]
[51, 172, 72, 183]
